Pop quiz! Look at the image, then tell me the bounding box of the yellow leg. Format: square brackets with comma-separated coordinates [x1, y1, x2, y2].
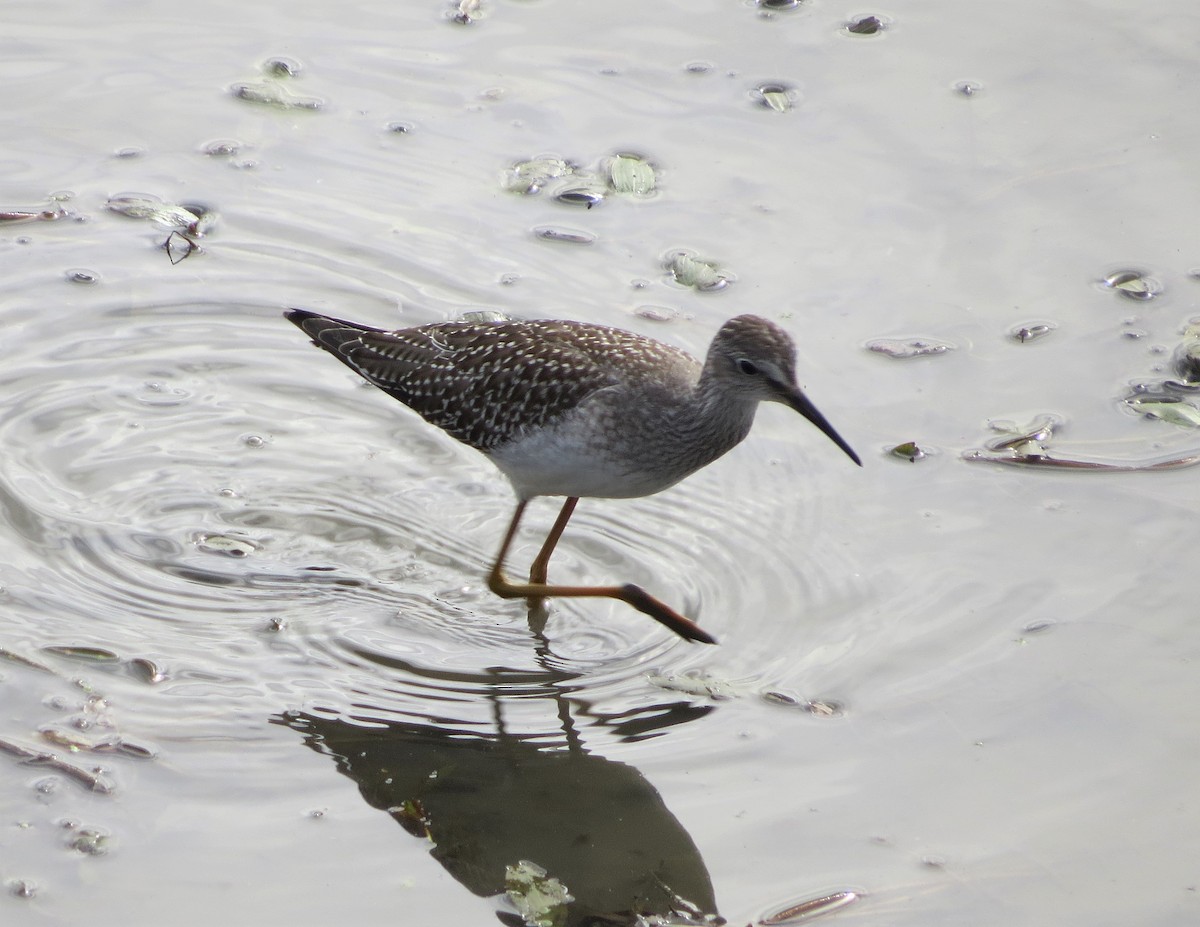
[486, 500, 716, 645]
[529, 496, 578, 584]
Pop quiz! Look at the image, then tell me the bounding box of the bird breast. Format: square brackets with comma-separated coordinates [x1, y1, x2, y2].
[487, 380, 757, 500]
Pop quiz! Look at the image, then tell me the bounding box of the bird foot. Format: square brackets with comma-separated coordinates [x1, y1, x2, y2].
[487, 572, 716, 644]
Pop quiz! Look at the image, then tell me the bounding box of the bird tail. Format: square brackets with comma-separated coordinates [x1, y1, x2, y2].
[284, 307, 388, 352]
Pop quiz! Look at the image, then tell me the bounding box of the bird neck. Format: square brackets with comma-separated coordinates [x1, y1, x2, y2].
[681, 365, 758, 457]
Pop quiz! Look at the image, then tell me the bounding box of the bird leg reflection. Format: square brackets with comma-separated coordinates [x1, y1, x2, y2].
[487, 500, 717, 645]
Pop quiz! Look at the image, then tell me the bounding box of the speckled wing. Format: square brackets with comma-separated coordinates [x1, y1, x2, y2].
[286, 310, 625, 451]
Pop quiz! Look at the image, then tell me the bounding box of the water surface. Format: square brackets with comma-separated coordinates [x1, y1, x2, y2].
[2, 1, 1198, 924]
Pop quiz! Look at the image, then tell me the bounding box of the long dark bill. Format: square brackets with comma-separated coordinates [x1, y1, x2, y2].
[785, 388, 862, 467]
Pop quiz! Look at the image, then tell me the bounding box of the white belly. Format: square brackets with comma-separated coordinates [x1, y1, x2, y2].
[487, 420, 691, 500]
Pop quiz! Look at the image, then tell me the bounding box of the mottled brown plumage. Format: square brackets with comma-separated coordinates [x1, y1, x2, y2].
[290, 314, 696, 452]
[285, 308, 860, 644]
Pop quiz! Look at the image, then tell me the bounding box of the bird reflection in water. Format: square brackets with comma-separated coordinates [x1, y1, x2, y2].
[275, 690, 719, 926]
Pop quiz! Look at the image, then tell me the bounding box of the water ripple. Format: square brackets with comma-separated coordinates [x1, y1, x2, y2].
[0, 293, 864, 753]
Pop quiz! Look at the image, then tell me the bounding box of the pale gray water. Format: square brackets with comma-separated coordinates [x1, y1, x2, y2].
[2, 1, 1199, 924]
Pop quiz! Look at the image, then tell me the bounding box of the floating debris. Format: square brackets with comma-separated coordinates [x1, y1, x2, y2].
[965, 414, 1200, 470]
[450, 0, 481, 24]
[262, 56, 301, 78]
[391, 799, 432, 839]
[890, 441, 926, 462]
[106, 193, 216, 235]
[66, 825, 111, 857]
[195, 533, 261, 558]
[0, 736, 115, 794]
[866, 337, 954, 359]
[966, 450, 1200, 471]
[0, 209, 45, 223]
[846, 15, 884, 34]
[647, 669, 737, 700]
[665, 251, 731, 291]
[65, 268, 99, 284]
[506, 152, 655, 205]
[1174, 340, 1200, 382]
[983, 414, 1060, 455]
[1102, 270, 1160, 301]
[633, 305, 680, 323]
[760, 692, 845, 716]
[1126, 396, 1200, 428]
[761, 889, 862, 924]
[127, 657, 167, 685]
[0, 203, 69, 223]
[802, 699, 845, 717]
[42, 645, 120, 663]
[532, 226, 595, 245]
[40, 726, 156, 760]
[201, 138, 244, 157]
[230, 80, 323, 110]
[1011, 322, 1056, 343]
[0, 648, 53, 673]
[40, 727, 98, 750]
[385, 120, 414, 134]
[182, 204, 218, 235]
[503, 156, 575, 195]
[753, 82, 796, 112]
[41, 645, 167, 687]
[554, 187, 605, 208]
[607, 151, 657, 196]
[758, 0, 803, 10]
[505, 860, 573, 927]
[103, 739, 157, 760]
[8, 879, 36, 899]
[164, 230, 199, 265]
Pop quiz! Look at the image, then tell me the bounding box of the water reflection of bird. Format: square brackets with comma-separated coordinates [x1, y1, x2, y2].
[279, 709, 719, 927]
[286, 310, 861, 644]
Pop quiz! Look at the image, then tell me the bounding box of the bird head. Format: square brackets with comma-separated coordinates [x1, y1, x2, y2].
[712, 315, 861, 467]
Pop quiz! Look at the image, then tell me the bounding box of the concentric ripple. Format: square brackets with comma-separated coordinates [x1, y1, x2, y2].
[0, 289, 867, 758]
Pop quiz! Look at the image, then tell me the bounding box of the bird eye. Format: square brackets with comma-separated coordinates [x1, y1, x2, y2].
[737, 358, 759, 376]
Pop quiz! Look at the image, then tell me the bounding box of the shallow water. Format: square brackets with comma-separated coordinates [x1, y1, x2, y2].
[2, 1, 1199, 924]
